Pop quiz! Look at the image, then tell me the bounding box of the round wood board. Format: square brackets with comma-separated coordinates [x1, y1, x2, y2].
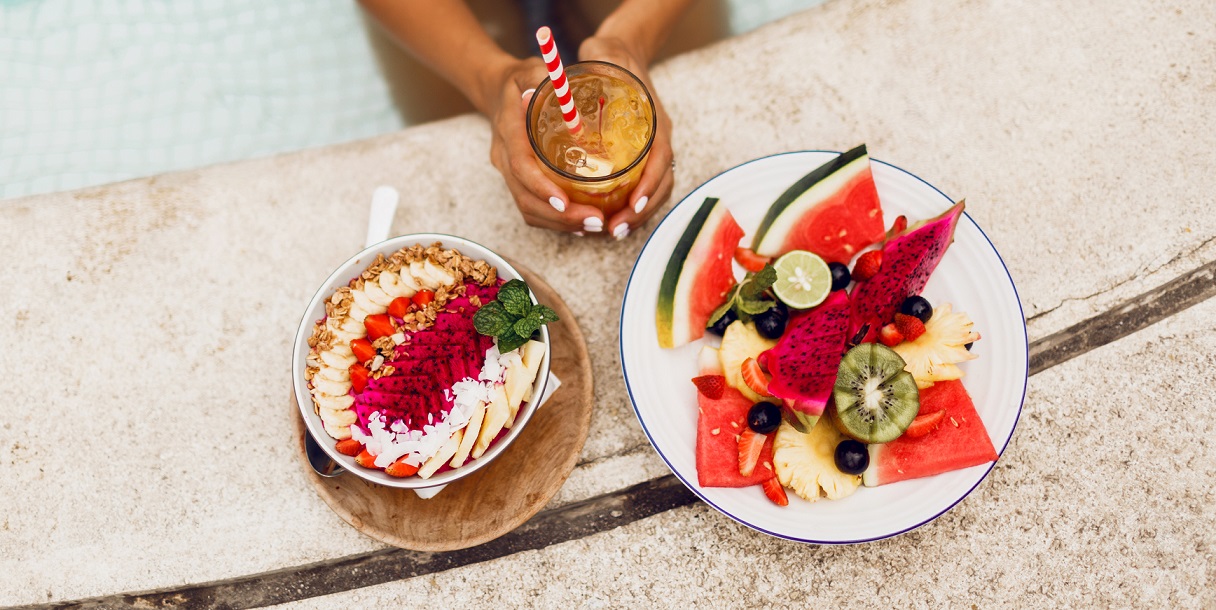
[293, 264, 593, 552]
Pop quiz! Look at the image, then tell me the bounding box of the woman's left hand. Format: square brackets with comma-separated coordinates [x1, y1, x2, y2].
[578, 35, 675, 240]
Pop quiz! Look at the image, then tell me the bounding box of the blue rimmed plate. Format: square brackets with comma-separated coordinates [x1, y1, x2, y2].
[619, 151, 1027, 544]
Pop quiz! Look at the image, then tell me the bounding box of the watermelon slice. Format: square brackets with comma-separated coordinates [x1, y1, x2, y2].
[862, 380, 998, 487]
[656, 197, 745, 349]
[694, 347, 776, 487]
[751, 144, 885, 263]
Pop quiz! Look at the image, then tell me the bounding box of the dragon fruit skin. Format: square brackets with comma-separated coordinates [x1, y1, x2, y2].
[759, 290, 851, 432]
[849, 201, 965, 340]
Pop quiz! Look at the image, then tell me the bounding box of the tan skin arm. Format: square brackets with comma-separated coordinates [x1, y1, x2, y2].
[359, 0, 692, 237]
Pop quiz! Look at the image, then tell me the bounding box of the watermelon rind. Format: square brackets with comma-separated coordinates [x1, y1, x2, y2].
[752, 144, 872, 257]
[656, 197, 734, 348]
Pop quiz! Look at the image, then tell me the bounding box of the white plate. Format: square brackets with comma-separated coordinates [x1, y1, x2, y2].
[620, 151, 1027, 544]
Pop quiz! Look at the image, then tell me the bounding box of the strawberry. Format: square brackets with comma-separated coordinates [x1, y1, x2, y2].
[387, 296, 411, 319]
[852, 250, 883, 281]
[411, 289, 435, 308]
[350, 338, 376, 363]
[364, 314, 394, 341]
[761, 477, 789, 507]
[691, 375, 726, 400]
[733, 247, 771, 273]
[349, 363, 370, 394]
[334, 439, 363, 456]
[354, 449, 378, 469]
[738, 427, 767, 477]
[385, 457, 420, 478]
[878, 323, 904, 347]
[894, 313, 927, 342]
[740, 357, 771, 397]
[904, 409, 946, 438]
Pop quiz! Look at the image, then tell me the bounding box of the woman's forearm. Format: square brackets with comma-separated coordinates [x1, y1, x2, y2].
[357, 0, 513, 113]
[595, 0, 696, 64]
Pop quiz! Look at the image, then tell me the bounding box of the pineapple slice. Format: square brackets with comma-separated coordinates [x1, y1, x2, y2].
[893, 303, 980, 389]
[773, 418, 860, 502]
[718, 321, 778, 403]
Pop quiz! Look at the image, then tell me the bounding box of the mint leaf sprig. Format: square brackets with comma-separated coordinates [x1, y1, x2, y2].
[706, 264, 778, 329]
[473, 279, 559, 353]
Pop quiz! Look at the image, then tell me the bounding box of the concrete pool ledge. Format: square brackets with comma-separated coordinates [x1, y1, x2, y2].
[1, 0, 1214, 607]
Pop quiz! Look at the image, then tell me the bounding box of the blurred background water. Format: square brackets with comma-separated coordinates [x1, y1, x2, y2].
[0, 0, 823, 200]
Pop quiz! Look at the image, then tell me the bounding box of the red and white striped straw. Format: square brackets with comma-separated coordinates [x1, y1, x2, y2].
[536, 26, 582, 135]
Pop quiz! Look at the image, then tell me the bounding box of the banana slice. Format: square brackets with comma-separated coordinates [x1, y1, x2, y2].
[450, 402, 487, 468]
[503, 357, 526, 428]
[316, 365, 350, 383]
[322, 420, 353, 440]
[352, 289, 387, 315]
[311, 376, 350, 397]
[396, 269, 421, 293]
[409, 261, 440, 290]
[326, 317, 360, 342]
[378, 268, 416, 298]
[424, 259, 456, 288]
[418, 430, 462, 479]
[363, 280, 395, 308]
[340, 315, 365, 335]
[472, 384, 510, 459]
[312, 391, 354, 411]
[347, 300, 372, 323]
[319, 406, 357, 428]
[330, 342, 354, 358]
[319, 348, 356, 369]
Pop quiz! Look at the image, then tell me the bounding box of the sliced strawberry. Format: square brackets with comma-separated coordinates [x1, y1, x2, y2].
[878, 323, 904, 347]
[349, 363, 370, 394]
[411, 289, 435, 308]
[691, 375, 726, 400]
[733, 247, 771, 273]
[738, 427, 767, 477]
[894, 313, 927, 342]
[387, 296, 411, 319]
[904, 409, 946, 438]
[385, 457, 420, 478]
[852, 250, 883, 281]
[761, 477, 789, 507]
[350, 338, 376, 363]
[364, 313, 394, 340]
[354, 449, 378, 469]
[740, 357, 771, 397]
[334, 439, 363, 456]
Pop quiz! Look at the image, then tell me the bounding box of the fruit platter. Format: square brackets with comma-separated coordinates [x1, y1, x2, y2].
[621, 148, 1027, 543]
[293, 235, 555, 490]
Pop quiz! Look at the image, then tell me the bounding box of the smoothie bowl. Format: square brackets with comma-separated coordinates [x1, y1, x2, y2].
[292, 234, 553, 490]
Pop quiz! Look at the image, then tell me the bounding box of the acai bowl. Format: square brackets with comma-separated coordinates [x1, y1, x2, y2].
[292, 234, 552, 490]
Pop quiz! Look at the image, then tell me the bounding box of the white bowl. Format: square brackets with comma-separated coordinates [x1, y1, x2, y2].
[292, 234, 552, 489]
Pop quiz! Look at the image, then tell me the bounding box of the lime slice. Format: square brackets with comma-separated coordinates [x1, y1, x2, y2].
[772, 250, 832, 309]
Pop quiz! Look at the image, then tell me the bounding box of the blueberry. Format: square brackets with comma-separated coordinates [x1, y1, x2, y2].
[747, 402, 781, 434]
[753, 301, 789, 339]
[706, 308, 738, 336]
[900, 296, 933, 323]
[829, 262, 851, 292]
[834, 439, 869, 475]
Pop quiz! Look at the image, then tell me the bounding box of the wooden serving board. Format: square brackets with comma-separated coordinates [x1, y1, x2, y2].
[293, 264, 593, 552]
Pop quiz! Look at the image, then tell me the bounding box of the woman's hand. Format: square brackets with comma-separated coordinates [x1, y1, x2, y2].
[478, 57, 608, 234]
[578, 35, 675, 240]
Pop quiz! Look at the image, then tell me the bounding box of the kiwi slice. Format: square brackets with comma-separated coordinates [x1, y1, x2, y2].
[831, 343, 920, 443]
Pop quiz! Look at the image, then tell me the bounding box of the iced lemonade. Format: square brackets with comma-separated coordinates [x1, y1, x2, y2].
[527, 61, 655, 216]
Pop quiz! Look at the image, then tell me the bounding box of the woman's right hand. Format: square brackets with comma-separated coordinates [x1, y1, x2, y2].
[478, 57, 607, 234]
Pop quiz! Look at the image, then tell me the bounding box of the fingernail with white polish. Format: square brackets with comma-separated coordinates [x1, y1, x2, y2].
[583, 217, 603, 232]
[549, 197, 566, 213]
[633, 195, 649, 214]
[613, 224, 630, 240]
[574, 231, 585, 237]
[522, 88, 536, 99]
